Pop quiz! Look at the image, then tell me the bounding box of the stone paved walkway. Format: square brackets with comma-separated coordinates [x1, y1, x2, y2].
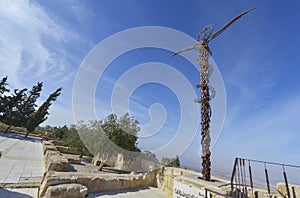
[0, 132, 44, 198]
[88, 187, 165, 198]
[0, 132, 44, 184]
[0, 132, 166, 198]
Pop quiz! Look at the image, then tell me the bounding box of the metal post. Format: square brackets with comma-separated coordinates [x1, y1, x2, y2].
[249, 161, 254, 198]
[292, 186, 296, 198]
[231, 158, 239, 192]
[237, 159, 241, 198]
[264, 163, 271, 196]
[283, 165, 291, 198]
[240, 159, 245, 197]
[242, 159, 248, 198]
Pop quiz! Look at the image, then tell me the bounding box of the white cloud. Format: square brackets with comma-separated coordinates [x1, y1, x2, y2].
[213, 93, 300, 171]
[0, 0, 82, 88]
[0, 0, 93, 127]
[69, 0, 95, 26]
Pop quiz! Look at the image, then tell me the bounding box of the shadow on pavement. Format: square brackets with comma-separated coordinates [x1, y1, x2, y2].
[0, 131, 41, 143]
[88, 187, 152, 197]
[0, 188, 34, 198]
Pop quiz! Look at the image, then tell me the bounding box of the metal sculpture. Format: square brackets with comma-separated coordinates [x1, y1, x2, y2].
[173, 7, 255, 181]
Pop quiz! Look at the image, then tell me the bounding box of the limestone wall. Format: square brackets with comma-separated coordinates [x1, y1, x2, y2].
[39, 140, 161, 198]
[40, 140, 242, 198]
[156, 167, 221, 198]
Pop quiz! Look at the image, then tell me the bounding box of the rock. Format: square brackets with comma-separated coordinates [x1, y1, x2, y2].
[56, 146, 82, 155]
[43, 140, 55, 146]
[115, 153, 124, 170]
[44, 183, 87, 198]
[92, 158, 101, 166]
[277, 182, 300, 197]
[43, 145, 58, 154]
[63, 154, 81, 164]
[46, 154, 69, 171]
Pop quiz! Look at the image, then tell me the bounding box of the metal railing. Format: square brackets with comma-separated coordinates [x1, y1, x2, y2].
[205, 188, 232, 198]
[230, 157, 300, 198]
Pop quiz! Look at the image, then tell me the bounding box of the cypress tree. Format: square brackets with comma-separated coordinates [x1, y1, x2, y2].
[25, 87, 62, 137]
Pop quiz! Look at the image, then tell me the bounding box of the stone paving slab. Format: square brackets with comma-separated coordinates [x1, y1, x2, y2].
[88, 187, 165, 198]
[0, 132, 44, 185]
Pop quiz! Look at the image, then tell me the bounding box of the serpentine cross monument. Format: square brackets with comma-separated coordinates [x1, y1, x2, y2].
[173, 7, 256, 181]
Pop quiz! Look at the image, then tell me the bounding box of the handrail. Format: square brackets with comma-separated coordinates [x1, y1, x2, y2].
[230, 157, 300, 198]
[240, 157, 300, 169]
[205, 188, 232, 198]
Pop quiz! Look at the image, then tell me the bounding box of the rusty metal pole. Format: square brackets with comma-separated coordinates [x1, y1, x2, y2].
[231, 158, 239, 193]
[249, 161, 254, 198]
[264, 163, 271, 196]
[283, 165, 291, 198]
[242, 159, 248, 197]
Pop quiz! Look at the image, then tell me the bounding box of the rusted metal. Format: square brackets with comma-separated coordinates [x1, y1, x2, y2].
[241, 158, 300, 169]
[240, 159, 248, 197]
[231, 158, 238, 192]
[283, 165, 291, 198]
[240, 159, 245, 196]
[264, 163, 271, 196]
[248, 161, 254, 198]
[292, 186, 296, 198]
[237, 159, 242, 197]
[235, 170, 239, 198]
[242, 159, 248, 198]
[172, 7, 256, 181]
[201, 7, 256, 43]
[232, 158, 300, 198]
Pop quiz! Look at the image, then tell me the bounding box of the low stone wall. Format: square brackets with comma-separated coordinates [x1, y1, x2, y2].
[44, 183, 87, 198]
[40, 140, 236, 198]
[39, 170, 158, 197]
[43, 141, 69, 172]
[39, 140, 160, 197]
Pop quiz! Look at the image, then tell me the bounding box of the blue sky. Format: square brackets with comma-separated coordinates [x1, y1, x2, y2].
[1, 0, 300, 177]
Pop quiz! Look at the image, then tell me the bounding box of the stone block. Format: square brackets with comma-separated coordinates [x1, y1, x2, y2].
[46, 155, 69, 171]
[63, 154, 81, 164]
[92, 158, 101, 166]
[43, 145, 58, 154]
[44, 183, 87, 198]
[39, 170, 159, 197]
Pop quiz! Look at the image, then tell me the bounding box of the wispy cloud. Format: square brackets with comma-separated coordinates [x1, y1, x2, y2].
[213, 92, 300, 172]
[0, 0, 86, 88]
[0, 0, 93, 126]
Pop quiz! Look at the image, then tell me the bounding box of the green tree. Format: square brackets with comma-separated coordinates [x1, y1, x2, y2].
[0, 76, 9, 110]
[25, 87, 62, 137]
[14, 82, 43, 127]
[76, 120, 114, 170]
[76, 113, 141, 170]
[160, 155, 180, 168]
[102, 113, 140, 152]
[1, 88, 27, 131]
[38, 125, 91, 157]
[0, 77, 8, 124]
[169, 155, 180, 168]
[142, 151, 159, 163]
[0, 77, 61, 136]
